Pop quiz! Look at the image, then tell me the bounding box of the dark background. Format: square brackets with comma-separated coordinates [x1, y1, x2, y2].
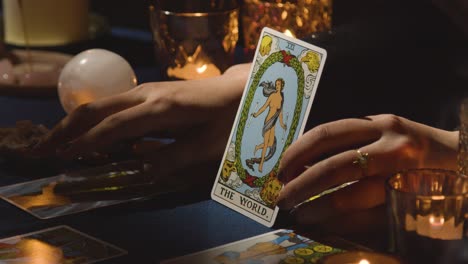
[90, 0, 468, 131]
[1, 0, 467, 130]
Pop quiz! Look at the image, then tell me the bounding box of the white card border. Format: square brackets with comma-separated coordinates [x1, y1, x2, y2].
[211, 27, 327, 227]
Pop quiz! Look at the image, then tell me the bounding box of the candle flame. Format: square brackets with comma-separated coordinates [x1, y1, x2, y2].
[359, 259, 370, 264]
[283, 29, 295, 38]
[431, 195, 445, 200]
[196, 64, 207, 74]
[429, 215, 445, 227]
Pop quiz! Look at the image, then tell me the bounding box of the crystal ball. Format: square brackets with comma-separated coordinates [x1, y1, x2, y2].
[58, 49, 137, 113]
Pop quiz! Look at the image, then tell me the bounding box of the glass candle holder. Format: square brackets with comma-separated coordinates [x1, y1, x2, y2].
[242, 0, 332, 57]
[386, 169, 468, 264]
[148, 0, 239, 80]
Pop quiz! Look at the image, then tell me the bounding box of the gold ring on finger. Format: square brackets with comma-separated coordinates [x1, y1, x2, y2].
[353, 149, 369, 175]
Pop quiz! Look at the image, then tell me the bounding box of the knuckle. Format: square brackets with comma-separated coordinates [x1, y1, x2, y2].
[131, 84, 153, 102]
[148, 90, 178, 110]
[308, 124, 332, 142]
[103, 114, 125, 128]
[134, 83, 152, 92]
[150, 97, 173, 114]
[73, 103, 94, 118]
[378, 114, 406, 133]
[131, 90, 144, 101]
[132, 83, 167, 100]
[319, 158, 337, 175]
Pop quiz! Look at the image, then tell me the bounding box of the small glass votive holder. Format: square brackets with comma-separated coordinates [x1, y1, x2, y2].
[241, 0, 332, 58]
[386, 169, 468, 264]
[318, 251, 402, 264]
[148, 0, 239, 80]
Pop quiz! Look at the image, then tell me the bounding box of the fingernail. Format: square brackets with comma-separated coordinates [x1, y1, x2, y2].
[278, 170, 294, 184]
[277, 171, 286, 183]
[276, 193, 294, 210]
[276, 197, 286, 209]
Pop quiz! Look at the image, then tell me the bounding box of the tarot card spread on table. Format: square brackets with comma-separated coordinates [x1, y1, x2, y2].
[0, 160, 182, 219]
[211, 27, 327, 227]
[0, 225, 126, 263]
[161, 229, 343, 264]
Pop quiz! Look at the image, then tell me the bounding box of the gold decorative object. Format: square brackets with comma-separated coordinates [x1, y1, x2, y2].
[242, 0, 332, 55]
[352, 149, 369, 170]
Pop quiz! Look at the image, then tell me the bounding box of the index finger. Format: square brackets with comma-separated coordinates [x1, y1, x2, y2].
[37, 90, 143, 153]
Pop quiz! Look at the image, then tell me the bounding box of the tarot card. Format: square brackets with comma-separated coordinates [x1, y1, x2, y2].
[211, 27, 327, 226]
[0, 160, 184, 219]
[161, 229, 343, 264]
[0, 225, 126, 263]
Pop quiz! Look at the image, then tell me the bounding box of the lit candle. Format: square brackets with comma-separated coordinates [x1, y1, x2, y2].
[405, 213, 463, 240]
[318, 251, 401, 264]
[166, 45, 222, 80]
[3, 0, 89, 46]
[167, 62, 221, 80]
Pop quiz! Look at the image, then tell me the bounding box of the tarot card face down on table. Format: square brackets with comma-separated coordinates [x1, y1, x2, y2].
[161, 229, 343, 264]
[0, 225, 126, 264]
[211, 27, 327, 226]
